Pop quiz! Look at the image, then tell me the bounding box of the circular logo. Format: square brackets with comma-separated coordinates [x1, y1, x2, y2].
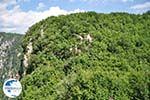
[3, 79, 22, 98]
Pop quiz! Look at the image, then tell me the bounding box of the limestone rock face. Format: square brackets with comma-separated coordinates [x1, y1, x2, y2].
[23, 41, 33, 72]
[0, 32, 23, 81]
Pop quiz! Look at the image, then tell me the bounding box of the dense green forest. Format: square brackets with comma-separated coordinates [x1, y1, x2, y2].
[19, 12, 150, 100]
[17, 12, 150, 100]
[0, 32, 23, 99]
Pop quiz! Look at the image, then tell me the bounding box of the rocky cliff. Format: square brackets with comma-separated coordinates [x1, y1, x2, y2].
[0, 32, 23, 99]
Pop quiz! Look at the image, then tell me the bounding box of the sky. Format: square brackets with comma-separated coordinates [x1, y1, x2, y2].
[0, 0, 150, 34]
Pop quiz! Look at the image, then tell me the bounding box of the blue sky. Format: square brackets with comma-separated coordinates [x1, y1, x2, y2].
[18, 0, 149, 13]
[0, 0, 150, 34]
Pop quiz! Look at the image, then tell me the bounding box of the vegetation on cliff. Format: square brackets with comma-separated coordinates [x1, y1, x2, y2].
[19, 12, 150, 100]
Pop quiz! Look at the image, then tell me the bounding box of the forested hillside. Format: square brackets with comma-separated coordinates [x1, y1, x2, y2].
[20, 12, 150, 100]
[0, 32, 23, 99]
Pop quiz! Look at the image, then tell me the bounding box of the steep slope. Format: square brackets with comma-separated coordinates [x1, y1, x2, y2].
[20, 12, 150, 100]
[0, 32, 23, 99]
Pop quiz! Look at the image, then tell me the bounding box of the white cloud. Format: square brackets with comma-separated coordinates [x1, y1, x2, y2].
[69, 0, 75, 2]
[23, 0, 30, 2]
[0, 0, 30, 7]
[18, 0, 31, 2]
[122, 0, 127, 2]
[36, 2, 46, 11]
[81, 0, 98, 2]
[1, 0, 17, 5]
[0, 0, 17, 9]
[131, 2, 150, 9]
[0, 5, 84, 34]
[122, 0, 134, 2]
[80, 0, 133, 2]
